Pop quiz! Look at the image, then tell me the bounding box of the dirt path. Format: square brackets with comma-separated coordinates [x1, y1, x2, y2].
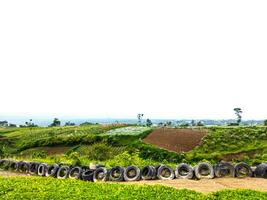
[0, 170, 29, 177]
[143, 128, 207, 153]
[121, 178, 267, 193]
[1, 171, 267, 193]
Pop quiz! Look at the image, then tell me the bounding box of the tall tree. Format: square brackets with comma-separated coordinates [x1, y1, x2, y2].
[233, 108, 242, 125]
[146, 119, 152, 127]
[137, 114, 144, 124]
[50, 118, 61, 127]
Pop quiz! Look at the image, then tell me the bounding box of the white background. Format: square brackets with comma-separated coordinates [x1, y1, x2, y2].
[0, 1, 266, 119]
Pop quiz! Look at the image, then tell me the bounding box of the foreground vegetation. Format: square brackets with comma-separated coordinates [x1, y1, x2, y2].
[0, 177, 266, 200]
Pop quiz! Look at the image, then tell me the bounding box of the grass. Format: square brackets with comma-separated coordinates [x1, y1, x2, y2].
[0, 177, 266, 200]
[1, 125, 267, 167]
[185, 126, 267, 165]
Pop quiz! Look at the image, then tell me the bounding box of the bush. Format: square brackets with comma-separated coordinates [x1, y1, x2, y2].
[32, 151, 48, 159]
[87, 143, 114, 161]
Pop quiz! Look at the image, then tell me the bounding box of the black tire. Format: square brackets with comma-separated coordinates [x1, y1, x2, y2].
[235, 162, 253, 178]
[29, 162, 40, 174]
[214, 162, 235, 178]
[37, 163, 48, 176]
[82, 170, 94, 181]
[157, 165, 175, 180]
[81, 165, 90, 171]
[68, 166, 83, 179]
[8, 161, 18, 171]
[109, 166, 125, 181]
[18, 161, 30, 173]
[96, 164, 105, 168]
[255, 163, 267, 178]
[141, 166, 156, 180]
[123, 166, 141, 181]
[93, 167, 107, 182]
[56, 166, 70, 179]
[45, 164, 59, 177]
[175, 163, 194, 179]
[0, 159, 10, 170]
[194, 162, 214, 179]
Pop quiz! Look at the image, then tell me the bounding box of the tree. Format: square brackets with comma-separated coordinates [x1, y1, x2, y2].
[25, 119, 38, 127]
[80, 122, 94, 126]
[0, 121, 8, 127]
[191, 120, 196, 126]
[65, 121, 76, 126]
[166, 121, 172, 126]
[137, 114, 144, 124]
[50, 118, 61, 127]
[264, 120, 267, 126]
[146, 119, 152, 127]
[233, 108, 242, 125]
[8, 123, 17, 127]
[197, 121, 204, 126]
[180, 123, 189, 128]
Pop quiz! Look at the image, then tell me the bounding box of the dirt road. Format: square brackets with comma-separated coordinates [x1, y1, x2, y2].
[122, 178, 267, 193]
[1, 171, 267, 193]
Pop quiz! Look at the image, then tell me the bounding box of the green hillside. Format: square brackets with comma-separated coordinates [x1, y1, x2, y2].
[1, 125, 267, 166]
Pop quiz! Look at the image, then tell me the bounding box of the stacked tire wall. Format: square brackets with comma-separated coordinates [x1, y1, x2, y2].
[1, 159, 267, 182]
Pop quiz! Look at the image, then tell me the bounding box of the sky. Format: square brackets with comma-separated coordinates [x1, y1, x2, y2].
[0, 1, 267, 120]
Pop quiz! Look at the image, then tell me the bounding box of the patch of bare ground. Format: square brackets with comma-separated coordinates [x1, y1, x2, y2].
[143, 128, 207, 153]
[121, 178, 267, 193]
[0, 170, 29, 177]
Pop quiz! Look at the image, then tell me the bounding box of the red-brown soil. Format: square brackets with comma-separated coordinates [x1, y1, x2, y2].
[143, 128, 207, 153]
[21, 146, 70, 156]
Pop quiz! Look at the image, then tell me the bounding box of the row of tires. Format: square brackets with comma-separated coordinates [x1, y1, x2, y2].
[1, 160, 267, 182]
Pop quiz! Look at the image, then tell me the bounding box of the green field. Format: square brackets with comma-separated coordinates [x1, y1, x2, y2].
[0, 177, 266, 200]
[187, 126, 267, 165]
[1, 125, 267, 167]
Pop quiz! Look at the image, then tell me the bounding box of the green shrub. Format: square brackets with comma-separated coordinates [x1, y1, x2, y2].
[32, 151, 48, 159]
[87, 143, 114, 161]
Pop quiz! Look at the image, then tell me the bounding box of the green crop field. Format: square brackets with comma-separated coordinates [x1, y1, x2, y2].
[187, 126, 267, 165]
[1, 125, 267, 166]
[0, 177, 266, 200]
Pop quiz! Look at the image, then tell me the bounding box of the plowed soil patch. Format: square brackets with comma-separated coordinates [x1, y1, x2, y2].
[143, 128, 207, 153]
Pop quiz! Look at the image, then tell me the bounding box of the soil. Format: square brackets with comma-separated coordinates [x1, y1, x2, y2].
[122, 178, 267, 193]
[1, 171, 266, 193]
[222, 149, 261, 162]
[0, 170, 29, 177]
[21, 146, 70, 155]
[143, 128, 207, 153]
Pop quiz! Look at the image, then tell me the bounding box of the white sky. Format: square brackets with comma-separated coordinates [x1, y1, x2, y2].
[0, 1, 267, 120]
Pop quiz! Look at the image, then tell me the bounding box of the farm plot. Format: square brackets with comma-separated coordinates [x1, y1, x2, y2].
[105, 126, 152, 136]
[143, 128, 207, 153]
